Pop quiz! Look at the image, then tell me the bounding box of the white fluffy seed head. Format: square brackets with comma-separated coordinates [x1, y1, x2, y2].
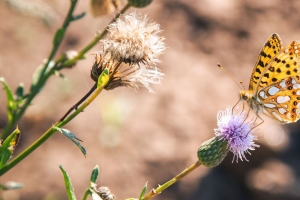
[102, 12, 165, 66]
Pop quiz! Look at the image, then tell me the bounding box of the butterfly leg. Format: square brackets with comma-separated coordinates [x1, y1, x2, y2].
[253, 114, 264, 129]
[231, 99, 241, 114]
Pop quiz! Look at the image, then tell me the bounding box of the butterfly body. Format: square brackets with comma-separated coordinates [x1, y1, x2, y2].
[240, 33, 300, 123]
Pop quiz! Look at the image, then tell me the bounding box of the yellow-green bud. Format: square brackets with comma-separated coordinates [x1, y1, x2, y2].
[197, 137, 229, 167]
[128, 0, 152, 8]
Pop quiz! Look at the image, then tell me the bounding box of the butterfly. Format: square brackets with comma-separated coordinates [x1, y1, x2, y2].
[239, 33, 300, 123]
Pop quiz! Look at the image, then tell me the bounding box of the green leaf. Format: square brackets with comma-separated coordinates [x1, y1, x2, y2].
[53, 28, 65, 46]
[139, 182, 147, 200]
[72, 12, 85, 21]
[59, 165, 77, 200]
[0, 181, 23, 190]
[0, 77, 17, 123]
[97, 68, 109, 88]
[54, 127, 86, 156]
[15, 82, 24, 101]
[90, 165, 99, 184]
[30, 65, 44, 93]
[0, 128, 21, 169]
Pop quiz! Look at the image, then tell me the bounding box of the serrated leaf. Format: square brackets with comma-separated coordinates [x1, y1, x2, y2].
[0, 128, 20, 169]
[0, 181, 23, 190]
[54, 127, 86, 156]
[59, 165, 77, 200]
[90, 165, 99, 184]
[139, 182, 147, 200]
[54, 28, 65, 46]
[0, 77, 17, 123]
[97, 68, 109, 88]
[72, 12, 85, 21]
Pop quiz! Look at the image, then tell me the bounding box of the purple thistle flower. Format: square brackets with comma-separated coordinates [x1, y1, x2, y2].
[214, 107, 259, 162]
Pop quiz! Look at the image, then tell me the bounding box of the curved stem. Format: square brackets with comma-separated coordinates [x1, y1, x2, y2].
[59, 83, 97, 122]
[0, 3, 131, 139]
[142, 160, 201, 200]
[58, 3, 131, 69]
[0, 85, 105, 176]
[82, 188, 90, 200]
[0, 0, 78, 139]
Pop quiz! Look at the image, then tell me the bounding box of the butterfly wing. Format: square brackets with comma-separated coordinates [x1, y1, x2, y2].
[257, 77, 300, 123]
[254, 40, 300, 94]
[249, 33, 282, 91]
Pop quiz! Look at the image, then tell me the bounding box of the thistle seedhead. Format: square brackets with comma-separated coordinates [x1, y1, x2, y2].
[92, 12, 165, 92]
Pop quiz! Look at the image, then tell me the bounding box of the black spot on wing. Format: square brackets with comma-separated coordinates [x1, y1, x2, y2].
[264, 73, 270, 78]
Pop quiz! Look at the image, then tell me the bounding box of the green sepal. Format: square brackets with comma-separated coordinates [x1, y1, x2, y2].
[90, 165, 99, 184]
[54, 127, 86, 156]
[53, 28, 65, 46]
[0, 127, 21, 169]
[139, 182, 147, 200]
[97, 68, 109, 88]
[59, 165, 77, 200]
[197, 137, 229, 167]
[72, 12, 85, 21]
[0, 181, 23, 190]
[0, 77, 17, 123]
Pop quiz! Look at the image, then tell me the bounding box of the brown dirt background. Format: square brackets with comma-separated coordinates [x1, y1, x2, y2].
[1, 0, 300, 200]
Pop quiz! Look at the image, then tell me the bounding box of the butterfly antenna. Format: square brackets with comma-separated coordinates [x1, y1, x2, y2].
[217, 64, 242, 89]
[240, 81, 246, 90]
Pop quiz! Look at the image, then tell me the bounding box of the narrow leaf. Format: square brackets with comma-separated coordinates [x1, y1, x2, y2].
[0, 77, 17, 123]
[139, 182, 148, 200]
[53, 28, 65, 46]
[54, 127, 86, 156]
[0, 128, 21, 169]
[59, 165, 77, 200]
[0, 181, 23, 190]
[30, 65, 44, 93]
[97, 68, 109, 88]
[90, 165, 99, 183]
[72, 12, 86, 21]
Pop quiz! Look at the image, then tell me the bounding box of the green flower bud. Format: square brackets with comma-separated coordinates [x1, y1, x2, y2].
[128, 0, 152, 8]
[197, 137, 229, 167]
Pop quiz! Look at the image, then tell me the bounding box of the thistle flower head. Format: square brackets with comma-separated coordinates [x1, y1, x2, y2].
[102, 12, 165, 66]
[92, 12, 165, 92]
[215, 107, 259, 162]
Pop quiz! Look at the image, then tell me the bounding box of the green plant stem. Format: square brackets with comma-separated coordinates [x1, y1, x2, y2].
[58, 3, 131, 69]
[0, 85, 105, 176]
[82, 188, 90, 200]
[0, 0, 78, 140]
[142, 161, 201, 200]
[0, 3, 131, 140]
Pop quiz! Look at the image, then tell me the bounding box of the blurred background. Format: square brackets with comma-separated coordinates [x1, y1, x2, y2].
[1, 0, 300, 199]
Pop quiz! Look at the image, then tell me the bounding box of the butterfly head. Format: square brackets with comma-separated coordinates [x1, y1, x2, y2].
[239, 90, 254, 102]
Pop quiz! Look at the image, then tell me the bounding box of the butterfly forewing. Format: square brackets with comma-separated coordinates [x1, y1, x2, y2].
[249, 33, 282, 91]
[255, 40, 300, 94]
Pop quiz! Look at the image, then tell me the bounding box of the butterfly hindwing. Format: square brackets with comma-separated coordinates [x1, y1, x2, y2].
[257, 77, 300, 123]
